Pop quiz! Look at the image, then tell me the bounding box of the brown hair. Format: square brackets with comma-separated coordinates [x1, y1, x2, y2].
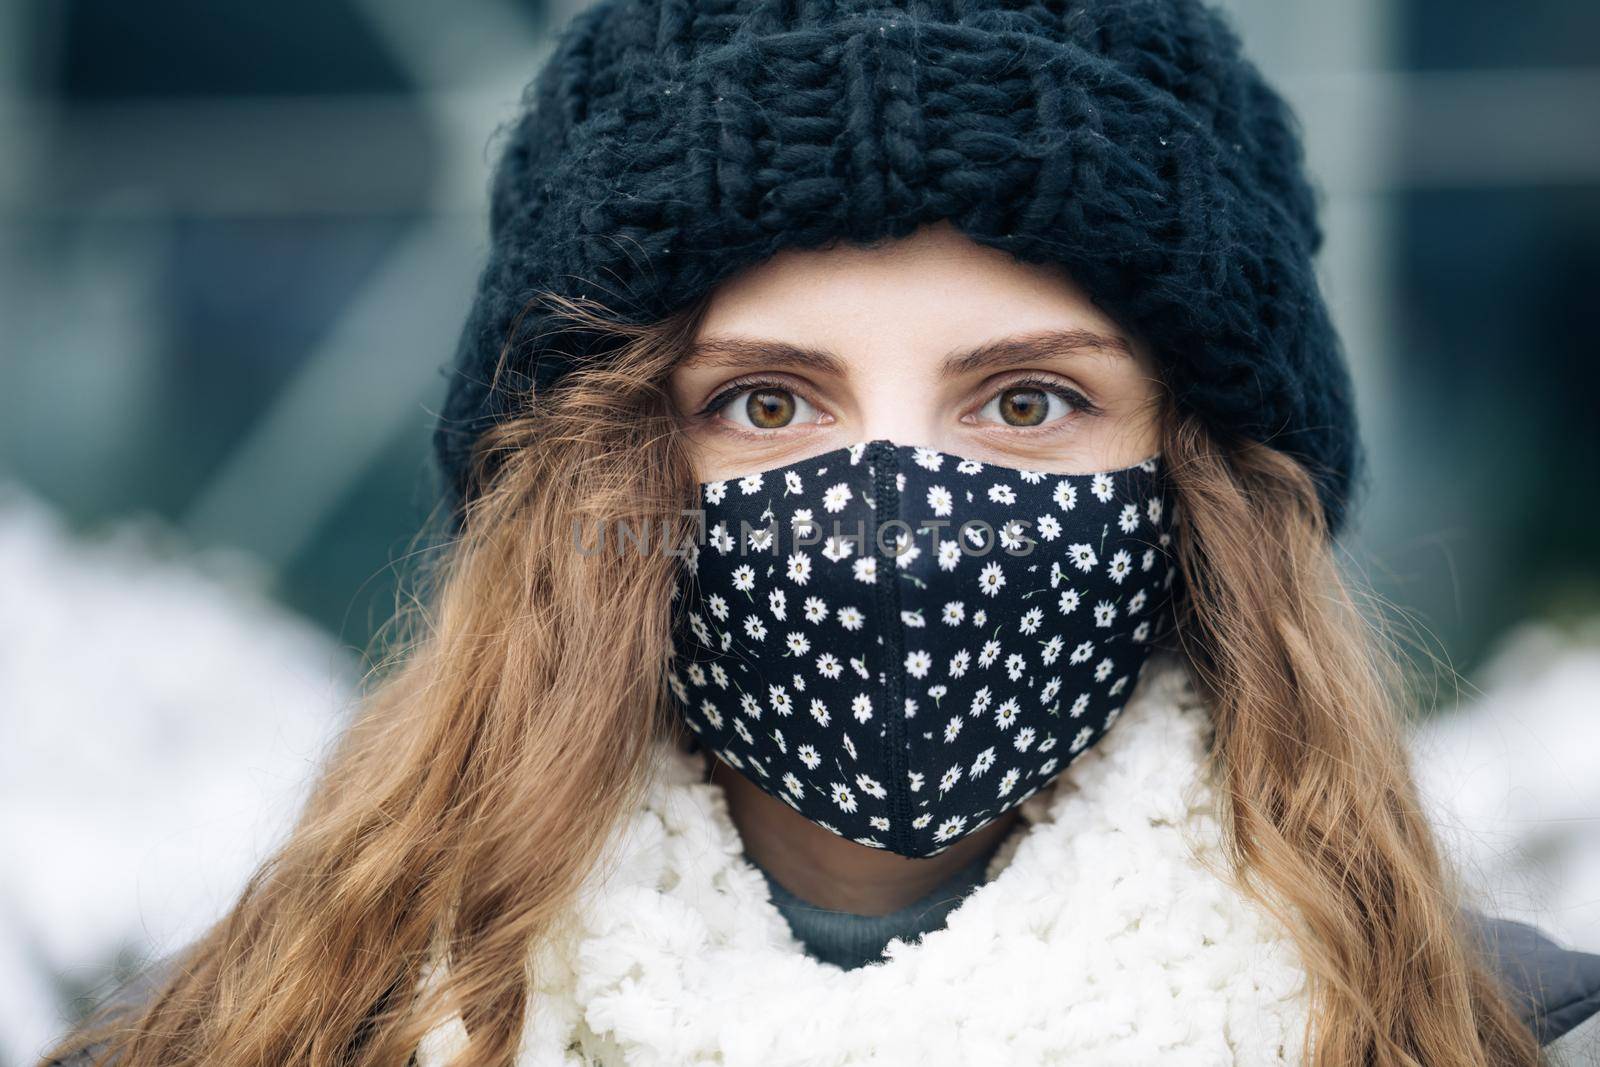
[43, 290, 1540, 1066]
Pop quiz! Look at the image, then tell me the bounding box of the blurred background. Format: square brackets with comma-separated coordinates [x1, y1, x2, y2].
[2, 0, 1597, 1062]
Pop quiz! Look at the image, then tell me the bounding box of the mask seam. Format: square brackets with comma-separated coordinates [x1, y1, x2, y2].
[870, 441, 915, 855]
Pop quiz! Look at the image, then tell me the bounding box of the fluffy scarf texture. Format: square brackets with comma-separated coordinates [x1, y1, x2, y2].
[415, 649, 1313, 1065]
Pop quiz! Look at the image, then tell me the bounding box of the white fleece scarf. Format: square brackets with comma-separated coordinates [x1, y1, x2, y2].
[416, 649, 1313, 1066]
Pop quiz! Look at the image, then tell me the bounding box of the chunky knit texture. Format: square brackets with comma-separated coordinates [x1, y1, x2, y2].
[433, 0, 1368, 538]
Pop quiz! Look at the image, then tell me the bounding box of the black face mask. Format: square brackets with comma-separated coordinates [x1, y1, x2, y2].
[666, 439, 1180, 858]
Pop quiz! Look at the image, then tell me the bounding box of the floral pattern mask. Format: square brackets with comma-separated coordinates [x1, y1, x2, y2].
[666, 439, 1180, 858]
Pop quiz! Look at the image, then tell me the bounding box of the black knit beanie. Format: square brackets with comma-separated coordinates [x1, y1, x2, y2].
[432, 0, 1367, 539]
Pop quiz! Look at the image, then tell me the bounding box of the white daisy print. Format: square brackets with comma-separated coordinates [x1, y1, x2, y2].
[949, 649, 971, 678]
[668, 440, 1177, 856]
[977, 561, 1006, 597]
[822, 535, 855, 562]
[969, 686, 993, 718]
[1106, 549, 1133, 584]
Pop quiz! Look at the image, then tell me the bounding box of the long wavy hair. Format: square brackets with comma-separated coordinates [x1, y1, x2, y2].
[43, 286, 1542, 1067]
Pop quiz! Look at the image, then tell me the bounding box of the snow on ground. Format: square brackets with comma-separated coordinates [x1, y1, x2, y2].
[0, 480, 359, 1066]
[0, 477, 1594, 1064]
[1410, 617, 1600, 955]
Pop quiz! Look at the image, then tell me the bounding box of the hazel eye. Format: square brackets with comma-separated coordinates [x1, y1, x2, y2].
[719, 387, 821, 430]
[978, 385, 1082, 428]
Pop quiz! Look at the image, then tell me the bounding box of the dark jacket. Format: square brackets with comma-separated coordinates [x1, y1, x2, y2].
[44, 913, 1600, 1065]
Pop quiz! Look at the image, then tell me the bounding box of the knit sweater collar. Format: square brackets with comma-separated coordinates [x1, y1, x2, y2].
[744, 836, 1004, 971]
[416, 649, 1314, 1065]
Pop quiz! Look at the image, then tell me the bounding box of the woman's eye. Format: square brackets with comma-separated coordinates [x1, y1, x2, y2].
[977, 385, 1083, 428]
[717, 387, 821, 430]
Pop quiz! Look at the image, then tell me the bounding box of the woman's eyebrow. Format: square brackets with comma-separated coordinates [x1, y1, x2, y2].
[939, 329, 1134, 375]
[684, 328, 1132, 376]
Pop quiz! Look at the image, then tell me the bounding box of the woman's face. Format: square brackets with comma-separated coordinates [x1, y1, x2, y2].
[668, 218, 1164, 483]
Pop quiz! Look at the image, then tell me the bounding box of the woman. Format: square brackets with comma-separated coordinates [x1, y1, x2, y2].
[44, 0, 1600, 1063]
